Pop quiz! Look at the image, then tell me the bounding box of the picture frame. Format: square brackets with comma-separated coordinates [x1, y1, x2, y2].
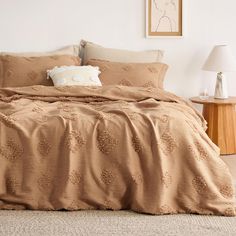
[146, 0, 183, 38]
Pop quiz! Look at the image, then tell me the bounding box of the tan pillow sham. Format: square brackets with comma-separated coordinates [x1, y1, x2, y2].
[80, 40, 164, 65]
[87, 59, 168, 89]
[0, 45, 79, 57]
[0, 55, 81, 87]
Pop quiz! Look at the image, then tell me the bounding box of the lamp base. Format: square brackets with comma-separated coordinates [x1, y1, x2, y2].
[214, 72, 228, 99]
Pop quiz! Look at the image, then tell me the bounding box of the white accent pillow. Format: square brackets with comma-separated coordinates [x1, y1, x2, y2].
[47, 66, 102, 86]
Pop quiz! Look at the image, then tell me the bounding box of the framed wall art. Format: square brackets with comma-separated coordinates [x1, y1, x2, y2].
[146, 0, 183, 38]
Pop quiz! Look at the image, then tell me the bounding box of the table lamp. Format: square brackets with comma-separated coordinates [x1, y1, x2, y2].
[202, 45, 236, 99]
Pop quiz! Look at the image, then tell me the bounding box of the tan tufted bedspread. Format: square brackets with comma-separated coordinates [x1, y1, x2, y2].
[0, 85, 235, 216]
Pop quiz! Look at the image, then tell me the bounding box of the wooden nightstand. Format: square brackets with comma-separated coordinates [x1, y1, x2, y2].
[190, 96, 236, 155]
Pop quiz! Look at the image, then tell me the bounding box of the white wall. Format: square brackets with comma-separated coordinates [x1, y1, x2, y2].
[1, 0, 236, 98]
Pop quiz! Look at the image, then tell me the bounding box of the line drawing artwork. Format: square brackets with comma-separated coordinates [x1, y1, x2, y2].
[152, 0, 178, 32]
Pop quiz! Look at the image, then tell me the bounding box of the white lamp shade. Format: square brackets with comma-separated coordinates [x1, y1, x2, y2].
[202, 45, 236, 72]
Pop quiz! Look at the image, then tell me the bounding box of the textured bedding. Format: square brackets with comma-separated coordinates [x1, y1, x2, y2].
[0, 85, 235, 216]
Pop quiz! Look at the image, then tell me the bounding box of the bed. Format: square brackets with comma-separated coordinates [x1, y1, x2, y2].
[0, 42, 235, 216]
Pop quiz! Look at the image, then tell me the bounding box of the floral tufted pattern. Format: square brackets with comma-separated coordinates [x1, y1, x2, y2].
[0, 55, 81, 87]
[0, 85, 235, 216]
[87, 59, 168, 89]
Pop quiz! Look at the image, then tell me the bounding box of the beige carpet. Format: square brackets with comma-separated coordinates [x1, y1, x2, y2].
[0, 210, 235, 236]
